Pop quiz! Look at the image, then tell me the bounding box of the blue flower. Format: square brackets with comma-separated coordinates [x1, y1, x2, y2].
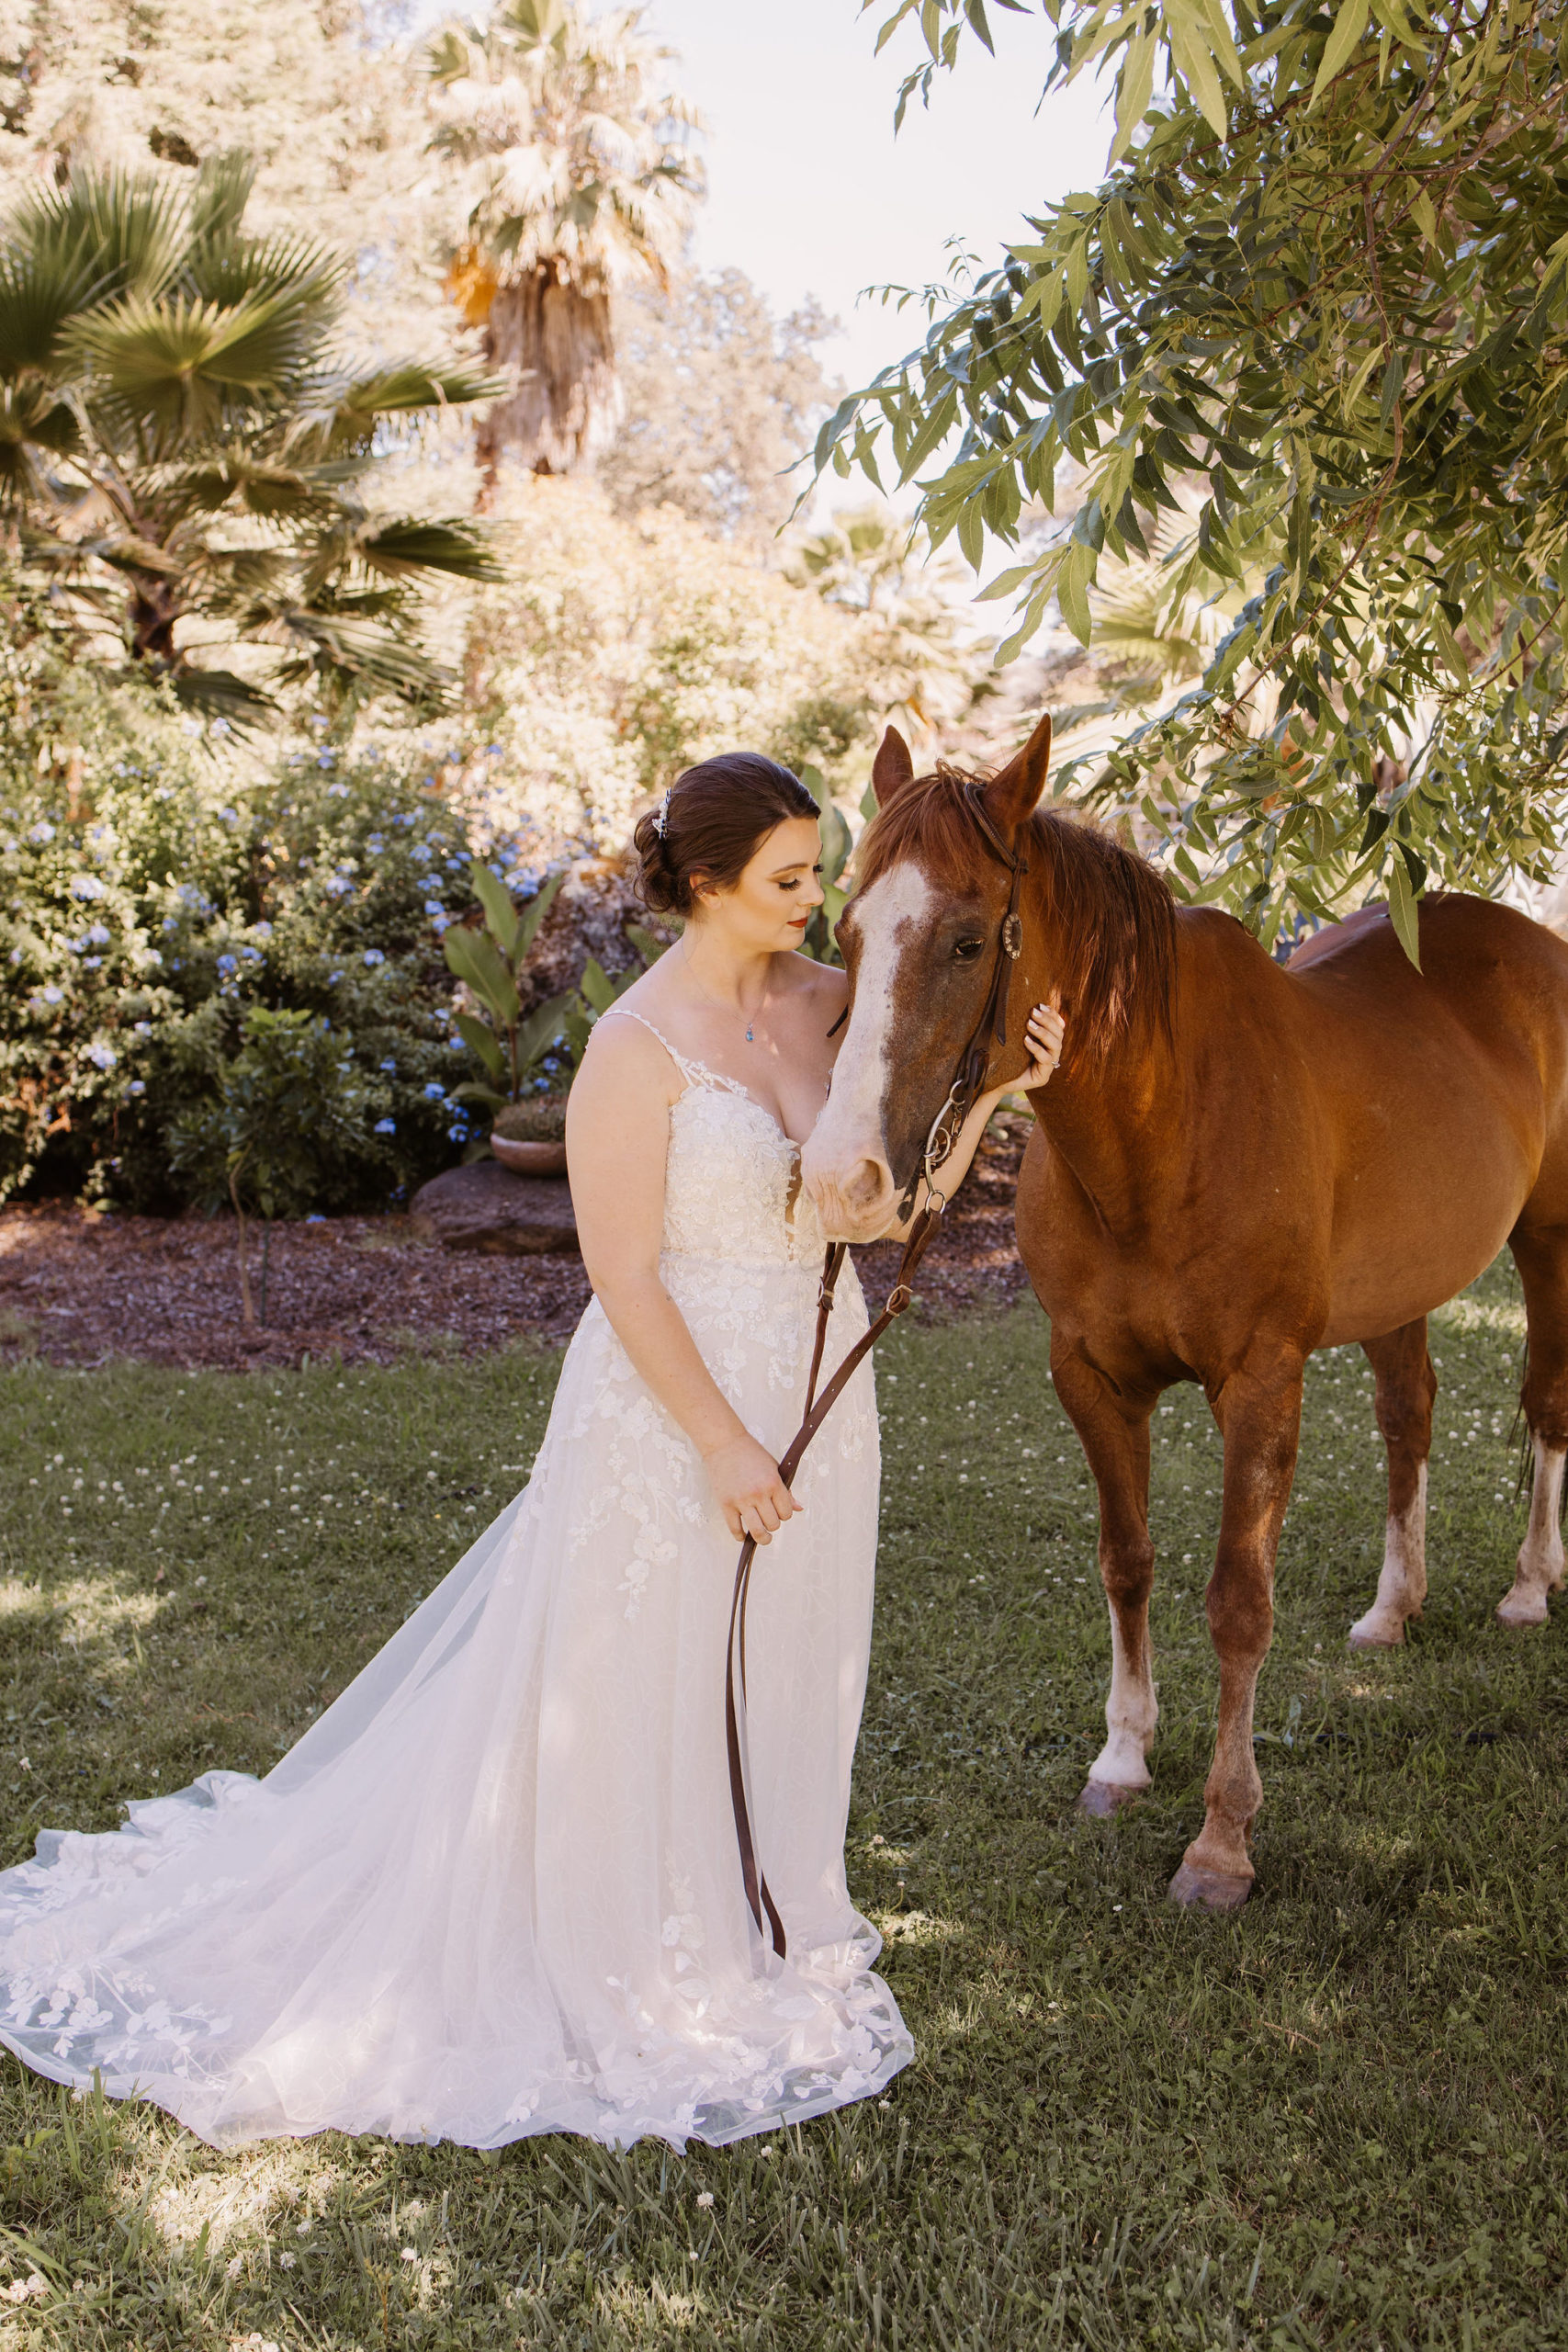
[40, 985, 62, 1004]
[70, 875, 107, 900]
[328, 971, 342, 984]
[86, 1043, 116, 1070]
[366, 833, 385, 853]
[306, 1213, 326, 1224]
[379, 1058, 398, 1073]
[423, 899, 445, 917]
[128, 1080, 146, 1096]
[253, 921, 273, 938]
[412, 844, 433, 865]
[27, 821, 55, 844]
[447, 1123, 468, 1142]
[163, 916, 179, 933]
[83, 956, 102, 969]
[216, 955, 238, 977]
[85, 923, 110, 946]
[217, 806, 239, 824]
[423, 1081, 446, 1100]
[364, 948, 385, 967]
[374, 1117, 396, 1135]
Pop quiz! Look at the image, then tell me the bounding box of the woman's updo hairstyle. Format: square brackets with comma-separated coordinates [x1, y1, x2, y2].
[633, 752, 819, 920]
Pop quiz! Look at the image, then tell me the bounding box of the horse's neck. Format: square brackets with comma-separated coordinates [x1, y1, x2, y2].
[1034, 1023, 1181, 1229]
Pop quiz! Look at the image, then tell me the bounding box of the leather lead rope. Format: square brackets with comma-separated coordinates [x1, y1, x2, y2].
[725, 786, 1030, 1960]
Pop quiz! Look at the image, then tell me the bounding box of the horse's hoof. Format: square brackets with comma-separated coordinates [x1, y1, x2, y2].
[1347, 1614, 1404, 1650]
[1495, 1590, 1550, 1630]
[1076, 1778, 1142, 1818]
[1168, 1861, 1253, 1913]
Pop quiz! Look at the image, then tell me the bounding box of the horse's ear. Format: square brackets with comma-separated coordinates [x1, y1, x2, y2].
[871, 725, 915, 807]
[984, 711, 1053, 831]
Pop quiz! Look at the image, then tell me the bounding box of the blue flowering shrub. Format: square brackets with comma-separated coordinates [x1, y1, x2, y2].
[0, 636, 499, 1210]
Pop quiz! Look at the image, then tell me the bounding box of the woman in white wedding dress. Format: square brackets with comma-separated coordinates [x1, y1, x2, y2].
[0, 754, 1062, 2152]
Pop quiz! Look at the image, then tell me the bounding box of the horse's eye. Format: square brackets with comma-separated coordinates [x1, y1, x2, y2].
[953, 937, 985, 962]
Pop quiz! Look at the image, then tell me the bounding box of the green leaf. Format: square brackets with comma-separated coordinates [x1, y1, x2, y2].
[513, 870, 563, 962]
[469, 859, 523, 959]
[1111, 27, 1156, 162]
[453, 1010, 504, 1081]
[1311, 0, 1372, 105]
[1385, 854, 1422, 968]
[443, 923, 520, 1024]
[513, 989, 577, 1073]
[625, 922, 671, 966]
[1058, 540, 1094, 646]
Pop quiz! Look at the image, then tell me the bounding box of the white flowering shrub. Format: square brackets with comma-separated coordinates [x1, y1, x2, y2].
[445, 477, 924, 851]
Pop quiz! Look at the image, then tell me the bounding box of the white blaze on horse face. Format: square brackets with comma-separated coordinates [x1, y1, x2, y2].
[1348, 1463, 1429, 1649]
[1496, 1436, 1566, 1628]
[803, 864, 933, 1238]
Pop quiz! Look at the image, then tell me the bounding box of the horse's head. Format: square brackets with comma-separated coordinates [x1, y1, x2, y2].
[801, 713, 1055, 1241]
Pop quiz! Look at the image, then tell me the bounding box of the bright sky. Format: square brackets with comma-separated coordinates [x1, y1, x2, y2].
[642, 0, 1111, 389]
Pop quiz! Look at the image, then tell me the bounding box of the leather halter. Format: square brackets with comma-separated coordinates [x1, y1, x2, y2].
[726, 781, 1030, 1957]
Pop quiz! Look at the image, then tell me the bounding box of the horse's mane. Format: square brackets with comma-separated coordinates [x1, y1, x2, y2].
[854, 763, 1177, 1065]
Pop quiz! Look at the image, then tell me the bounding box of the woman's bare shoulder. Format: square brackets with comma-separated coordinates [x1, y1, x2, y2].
[784, 952, 849, 1014]
[575, 1002, 683, 1103]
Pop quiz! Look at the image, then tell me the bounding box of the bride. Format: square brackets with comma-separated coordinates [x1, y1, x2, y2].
[0, 752, 1061, 2151]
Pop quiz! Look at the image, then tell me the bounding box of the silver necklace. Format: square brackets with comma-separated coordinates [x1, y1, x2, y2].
[682, 941, 764, 1045]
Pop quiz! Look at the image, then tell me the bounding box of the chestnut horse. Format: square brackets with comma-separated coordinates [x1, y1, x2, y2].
[802, 714, 1568, 1911]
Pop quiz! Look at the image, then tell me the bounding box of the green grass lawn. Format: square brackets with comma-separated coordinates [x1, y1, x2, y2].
[0, 1257, 1562, 2348]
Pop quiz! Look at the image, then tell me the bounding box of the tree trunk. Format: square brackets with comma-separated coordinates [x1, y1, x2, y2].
[474, 262, 622, 492]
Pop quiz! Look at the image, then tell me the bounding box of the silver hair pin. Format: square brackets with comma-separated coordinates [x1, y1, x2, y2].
[653, 787, 672, 839]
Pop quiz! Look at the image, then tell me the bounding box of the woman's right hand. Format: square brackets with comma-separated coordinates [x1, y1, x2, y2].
[702, 1432, 802, 1545]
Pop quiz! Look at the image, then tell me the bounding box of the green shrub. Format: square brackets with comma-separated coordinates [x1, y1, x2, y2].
[0, 617, 515, 1210]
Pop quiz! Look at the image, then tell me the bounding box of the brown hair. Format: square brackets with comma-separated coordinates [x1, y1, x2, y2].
[855, 763, 1177, 1065]
[632, 752, 819, 919]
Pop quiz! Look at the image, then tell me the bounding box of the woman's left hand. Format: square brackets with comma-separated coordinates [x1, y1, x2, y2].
[1020, 998, 1066, 1091]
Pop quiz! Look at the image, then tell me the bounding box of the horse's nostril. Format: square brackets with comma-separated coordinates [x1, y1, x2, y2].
[845, 1159, 890, 1210]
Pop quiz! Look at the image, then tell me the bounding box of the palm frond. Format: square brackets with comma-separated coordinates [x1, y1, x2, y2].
[357, 517, 502, 582]
[164, 662, 277, 723]
[70, 286, 332, 438]
[186, 153, 258, 252]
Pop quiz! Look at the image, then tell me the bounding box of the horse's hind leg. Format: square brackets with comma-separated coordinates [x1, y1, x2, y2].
[1498, 1226, 1568, 1628]
[1348, 1320, 1435, 1650]
[1051, 1343, 1157, 1812]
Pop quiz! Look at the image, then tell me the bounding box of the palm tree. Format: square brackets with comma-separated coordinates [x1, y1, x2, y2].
[0, 153, 499, 719]
[788, 503, 977, 729]
[425, 0, 701, 486]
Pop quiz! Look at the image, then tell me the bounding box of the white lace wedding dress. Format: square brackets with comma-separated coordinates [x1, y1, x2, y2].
[0, 1017, 911, 2149]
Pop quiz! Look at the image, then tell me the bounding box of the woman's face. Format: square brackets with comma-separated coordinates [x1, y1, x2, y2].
[692, 816, 825, 951]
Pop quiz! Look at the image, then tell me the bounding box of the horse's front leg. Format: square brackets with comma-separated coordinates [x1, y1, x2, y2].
[1170, 1349, 1304, 1913]
[1051, 1343, 1158, 1813]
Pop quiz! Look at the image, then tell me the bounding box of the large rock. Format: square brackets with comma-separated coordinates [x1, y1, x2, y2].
[409, 1162, 579, 1256]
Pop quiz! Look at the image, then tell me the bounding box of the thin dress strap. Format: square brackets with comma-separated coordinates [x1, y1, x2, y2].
[599, 1008, 748, 1098]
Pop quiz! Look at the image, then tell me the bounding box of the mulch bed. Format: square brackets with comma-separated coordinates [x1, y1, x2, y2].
[0, 1117, 1035, 1374]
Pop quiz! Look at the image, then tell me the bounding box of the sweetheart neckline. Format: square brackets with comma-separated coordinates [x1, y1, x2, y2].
[604, 1008, 814, 1149]
[674, 1072, 807, 1154]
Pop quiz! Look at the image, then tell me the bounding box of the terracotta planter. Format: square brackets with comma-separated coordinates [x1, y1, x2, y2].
[490, 1136, 569, 1179]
